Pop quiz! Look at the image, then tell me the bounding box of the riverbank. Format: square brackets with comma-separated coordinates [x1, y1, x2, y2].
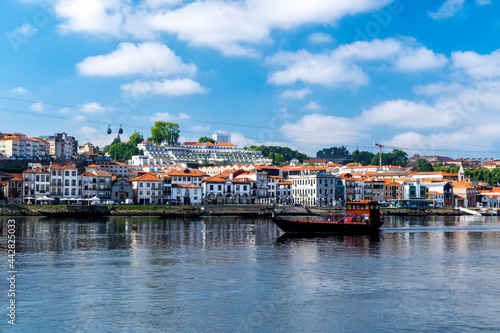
[0, 204, 467, 217]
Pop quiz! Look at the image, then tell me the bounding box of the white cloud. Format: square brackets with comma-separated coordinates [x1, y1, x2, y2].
[413, 82, 464, 96]
[58, 107, 71, 114]
[77, 42, 197, 77]
[280, 113, 365, 146]
[308, 32, 333, 44]
[394, 47, 447, 72]
[54, 0, 391, 57]
[79, 102, 111, 114]
[12, 23, 38, 38]
[452, 49, 500, 79]
[303, 101, 322, 111]
[55, 0, 126, 37]
[429, 0, 465, 20]
[121, 78, 207, 97]
[266, 38, 446, 87]
[476, 0, 491, 5]
[30, 102, 45, 112]
[71, 115, 86, 122]
[360, 99, 454, 129]
[11, 87, 28, 94]
[148, 112, 191, 122]
[190, 125, 211, 133]
[278, 88, 312, 100]
[79, 126, 97, 134]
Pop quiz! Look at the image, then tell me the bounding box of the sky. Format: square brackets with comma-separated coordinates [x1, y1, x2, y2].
[1, 0, 500, 158]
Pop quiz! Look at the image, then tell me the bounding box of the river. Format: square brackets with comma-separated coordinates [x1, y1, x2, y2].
[1, 215, 500, 332]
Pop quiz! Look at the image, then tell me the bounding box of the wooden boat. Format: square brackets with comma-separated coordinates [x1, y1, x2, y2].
[271, 201, 383, 235]
[39, 205, 110, 218]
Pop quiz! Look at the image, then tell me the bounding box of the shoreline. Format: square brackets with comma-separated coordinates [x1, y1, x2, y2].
[0, 204, 468, 217]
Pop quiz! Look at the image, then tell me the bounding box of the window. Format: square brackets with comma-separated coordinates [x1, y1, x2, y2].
[147, 183, 150, 188]
[65, 171, 69, 176]
[218, 185, 222, 191]
[210, 185, 214, 191]
[140, 183, 143, 187]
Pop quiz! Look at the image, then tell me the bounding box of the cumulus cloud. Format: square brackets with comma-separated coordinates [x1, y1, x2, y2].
[30, 102, 45, 112]
[278, 88, 312, 100]
[121, 78, 207, 97]
[429, 0, 465, 20]
[308, 32, 333, 44]
[11, 87, 28, 94]
[280, 113, 365, 146]
[452, 49, 500, 79]
[148, 112, 191, 122]
[266, 38, 446, 88]
[79, 126, 97, 134]
[303, 101, 322, 112]
[77, 42, 196, 77]
[54, 0, 391, 57]
[360, 99, 455, 129]
[79, 102, 111, 114]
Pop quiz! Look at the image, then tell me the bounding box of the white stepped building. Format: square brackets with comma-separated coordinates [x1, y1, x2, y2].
[133, 141, 272, 166]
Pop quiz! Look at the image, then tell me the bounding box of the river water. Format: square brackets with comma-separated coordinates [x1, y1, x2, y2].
[1, 215, 500, 332]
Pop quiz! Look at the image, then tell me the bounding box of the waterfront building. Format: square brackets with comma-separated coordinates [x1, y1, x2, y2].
[111, 178, 133, 203]
[418, 180, 454, 207]
[159, 168, 206, 205]
[384, 180, 404, 202]
[130, 173, 164, 205]
[49, 164, 79, 199]
[290, 172, 341, 206]
[203, 175, 251, 204]
[94, 170, 112, 200]
[267, 176, 283, 203]
[79, 172, 97, 199]
[277, 180, 292, 204]
[450, 180, 476, 207]
[428, 191, 445, 207]
[1, 176, 23, 204]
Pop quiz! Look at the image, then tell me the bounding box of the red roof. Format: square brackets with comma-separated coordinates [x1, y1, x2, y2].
[130, 173, 163, 182]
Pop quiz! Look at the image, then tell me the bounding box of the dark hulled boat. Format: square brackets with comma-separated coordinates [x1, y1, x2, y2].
[271, 201, 383, 235]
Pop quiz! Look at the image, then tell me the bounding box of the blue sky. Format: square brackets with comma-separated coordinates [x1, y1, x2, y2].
[1, 0, 500, 158]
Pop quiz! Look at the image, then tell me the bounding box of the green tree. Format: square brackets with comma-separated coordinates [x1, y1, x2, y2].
[151, 121, 180, 146]
[275, 154, 285, 164]
[108, 142, 141, 164]
[199, 136, 215, 144]
[250, 145, 308, 163]
[128, 131, 144, 146]
[371, 149, 408, 166]
[110, 135, 121, 146]
[316, 146, 348, 159]
[351, 151, 375, 166]
[418, 161, 434, 172]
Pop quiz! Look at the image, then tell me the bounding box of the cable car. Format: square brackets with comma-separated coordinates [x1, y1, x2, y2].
[118, 124, 123, 135]
[107, 124, 112, 135]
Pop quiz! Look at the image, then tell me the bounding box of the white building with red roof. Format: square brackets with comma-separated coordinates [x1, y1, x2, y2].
[129, 173, 164, 205]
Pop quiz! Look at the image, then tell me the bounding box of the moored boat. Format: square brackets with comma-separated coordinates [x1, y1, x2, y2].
[272, 201, 383, 235]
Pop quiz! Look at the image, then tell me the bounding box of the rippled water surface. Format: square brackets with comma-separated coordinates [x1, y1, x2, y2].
[2, 215, 500, 332]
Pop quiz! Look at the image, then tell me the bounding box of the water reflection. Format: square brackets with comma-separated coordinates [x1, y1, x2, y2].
[1, 215, 500, 332]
